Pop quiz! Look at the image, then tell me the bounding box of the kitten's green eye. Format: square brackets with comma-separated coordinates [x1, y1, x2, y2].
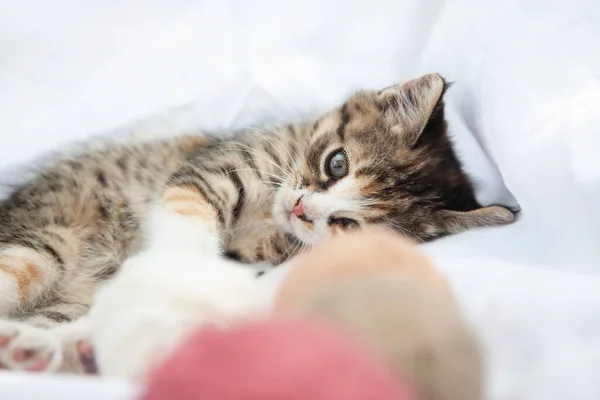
[326, 150, 349, 180]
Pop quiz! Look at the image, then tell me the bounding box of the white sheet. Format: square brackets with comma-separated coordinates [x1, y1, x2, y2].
[1, 0, 600, 399]
[0, 373, 137, 400]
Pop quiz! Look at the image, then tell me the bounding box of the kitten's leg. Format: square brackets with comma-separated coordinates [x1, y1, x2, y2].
[0, 225, 80, 316]
[86, 251, 264, 382]
[82, 164, 260, 381]
[145, 196, 221, 256]
[0, 220, 94, 372]
[145, 164, 247, 255]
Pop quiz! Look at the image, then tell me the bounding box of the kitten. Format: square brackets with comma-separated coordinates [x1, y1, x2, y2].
[0, 74, 515, 376]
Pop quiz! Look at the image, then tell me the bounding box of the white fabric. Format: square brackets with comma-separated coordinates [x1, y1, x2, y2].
[0, 372, 137, 400]
[1, 0, 600, 399]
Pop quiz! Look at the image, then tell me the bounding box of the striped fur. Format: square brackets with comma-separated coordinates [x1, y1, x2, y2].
[0, 74, 515, 373]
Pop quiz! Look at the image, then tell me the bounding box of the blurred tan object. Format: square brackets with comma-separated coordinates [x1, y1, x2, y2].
[274, 229, 484, 400]
[274, 228, 453, 310]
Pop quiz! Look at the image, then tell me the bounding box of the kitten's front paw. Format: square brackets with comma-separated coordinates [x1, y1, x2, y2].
[91, 251, 266, 382]
[0, 320, 62, 372]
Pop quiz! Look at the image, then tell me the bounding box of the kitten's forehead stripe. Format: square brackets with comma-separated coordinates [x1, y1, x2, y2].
[336, 102, 349, 142]
[307, 135, 331, 176]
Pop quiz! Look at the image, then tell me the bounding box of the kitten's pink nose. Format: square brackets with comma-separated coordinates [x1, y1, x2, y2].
[293, 198, 305, 219]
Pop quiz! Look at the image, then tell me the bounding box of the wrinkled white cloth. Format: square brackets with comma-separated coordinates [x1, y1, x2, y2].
[1, 0, 600, 399]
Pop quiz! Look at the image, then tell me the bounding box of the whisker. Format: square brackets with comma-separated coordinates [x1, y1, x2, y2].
[246, 127, 295, 173]
[198, 146, 291, 185]
[281, 237, 305, 261]
[226, 167, 286, 187]
[382, 221, 425, 243]
[220, 141, 293, 181]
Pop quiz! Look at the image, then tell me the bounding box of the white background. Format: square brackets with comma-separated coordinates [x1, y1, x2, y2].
[1, 0, 600, 399]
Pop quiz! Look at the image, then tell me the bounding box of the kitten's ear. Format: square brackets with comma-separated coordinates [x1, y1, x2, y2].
[434, 206, 516, 236]
[378, 73, 448, 146]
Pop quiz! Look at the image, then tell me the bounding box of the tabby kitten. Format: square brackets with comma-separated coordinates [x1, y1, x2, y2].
[0, 73, 514, 374]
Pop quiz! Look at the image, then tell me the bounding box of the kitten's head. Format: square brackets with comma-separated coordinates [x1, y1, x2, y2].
[273, 74, 515, 245]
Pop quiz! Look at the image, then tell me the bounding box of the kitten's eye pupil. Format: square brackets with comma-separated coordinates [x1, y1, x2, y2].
[327, 150, 349, 180]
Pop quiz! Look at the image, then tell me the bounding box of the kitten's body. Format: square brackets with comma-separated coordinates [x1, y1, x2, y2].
[0, 74, 515, 377]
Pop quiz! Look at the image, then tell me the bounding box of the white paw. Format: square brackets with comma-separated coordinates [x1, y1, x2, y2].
[146, 204, 222, 256]
[0, 320, 62, 372]
[90, 252, 266, 382]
